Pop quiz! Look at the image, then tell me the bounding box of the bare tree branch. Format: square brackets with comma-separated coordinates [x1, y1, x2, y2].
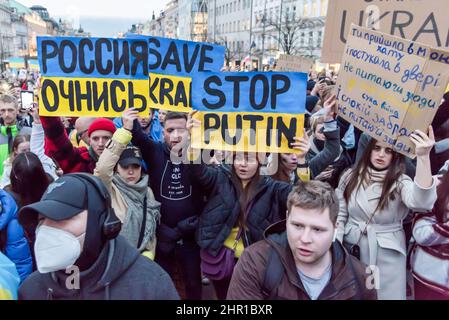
[265, 12, 324, 58]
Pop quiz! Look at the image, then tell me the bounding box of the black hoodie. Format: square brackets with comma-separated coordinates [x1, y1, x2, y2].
[18, 236, 179, 300]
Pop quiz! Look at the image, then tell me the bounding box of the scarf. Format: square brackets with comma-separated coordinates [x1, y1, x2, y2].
[362, 166, 388, 188]
[88, 146, 99, 162]
[112, 174, 161, 252]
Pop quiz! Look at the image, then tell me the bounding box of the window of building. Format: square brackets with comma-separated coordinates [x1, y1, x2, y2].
[321, 0, 327, 16]
[312, 0, 318, 17]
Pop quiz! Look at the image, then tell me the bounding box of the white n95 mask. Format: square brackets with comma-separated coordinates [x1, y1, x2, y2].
[34, 225, 84, 274]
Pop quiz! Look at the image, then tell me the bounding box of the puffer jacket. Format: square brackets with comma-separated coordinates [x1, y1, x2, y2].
[0, 252, 20, 300]
[0, 189, 32, 283]
[227, 221, 378, 300]
[191, 164, 292, 256]
[40, 116, 95, 174]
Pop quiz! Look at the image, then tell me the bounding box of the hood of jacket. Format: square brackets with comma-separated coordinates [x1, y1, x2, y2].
[0, 190, 18, 230]
[38, 236, 140, 300]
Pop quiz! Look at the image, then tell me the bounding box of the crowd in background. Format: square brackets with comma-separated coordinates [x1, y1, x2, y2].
[0, 66, 448, 300]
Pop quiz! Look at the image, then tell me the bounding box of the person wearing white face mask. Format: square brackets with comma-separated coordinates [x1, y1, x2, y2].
[17, 174, 179, 300]
[34, 217, 86, 274]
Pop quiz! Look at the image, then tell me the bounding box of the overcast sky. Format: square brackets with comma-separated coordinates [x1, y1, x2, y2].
[20, 0, 165, 19]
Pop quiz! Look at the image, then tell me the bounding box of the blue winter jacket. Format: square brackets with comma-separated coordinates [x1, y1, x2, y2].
[0, 189, 32, 283]
[113, 117, 164, 143]
[0, 251, 20, 299]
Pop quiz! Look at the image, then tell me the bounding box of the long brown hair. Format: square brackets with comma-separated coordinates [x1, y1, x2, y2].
[270, 153, 292, 183]
[10, 134, 30, 160]
[434, 171, 449, 223]
[343, 138, 406, 211]
[231, 152, 262, 229]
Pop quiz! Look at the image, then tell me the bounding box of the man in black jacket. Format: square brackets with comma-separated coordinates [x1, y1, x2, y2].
[122, 108, 205, 300]
[18, 174, 179, 300]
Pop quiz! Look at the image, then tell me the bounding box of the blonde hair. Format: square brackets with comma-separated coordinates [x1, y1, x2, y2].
[287, 181, 339, 224]
[310, 116, 325, 134]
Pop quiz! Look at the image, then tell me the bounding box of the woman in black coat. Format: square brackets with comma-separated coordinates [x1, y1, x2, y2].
[187, 112, 309, 299]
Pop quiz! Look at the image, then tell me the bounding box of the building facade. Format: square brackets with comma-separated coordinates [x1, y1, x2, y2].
[178, 0, 207, 42]
[142, 1, 178, 38]
[206, 0, 327, 67]
[0, 0, 14, 67]
[163, 0, 178, 39]
[144, 12, 165, 37]
[252, 0, 327, 66]
[207, 0, 252, 66]
[24, 10, 47, 57]
[30, 5, 60, 36]
[10, 8, 28, 58]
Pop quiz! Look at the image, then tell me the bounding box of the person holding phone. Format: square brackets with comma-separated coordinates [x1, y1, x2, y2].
[18, 91, 34, 128]
[0, 94, 31, 176]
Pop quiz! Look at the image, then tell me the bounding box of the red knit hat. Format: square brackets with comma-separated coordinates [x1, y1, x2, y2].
[87, 118, 116, 137]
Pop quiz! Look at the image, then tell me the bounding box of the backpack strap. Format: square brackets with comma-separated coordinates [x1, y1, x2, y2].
[261, 246, 284, 300]
[137, 195, 148, 249]
[346, 255, 364, 300]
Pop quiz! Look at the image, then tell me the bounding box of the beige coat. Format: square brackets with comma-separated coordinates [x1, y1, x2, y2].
[94, 137, 158, 255]
[336, 169, 437, 300]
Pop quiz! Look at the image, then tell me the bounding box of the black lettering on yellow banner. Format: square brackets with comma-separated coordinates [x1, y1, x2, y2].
[39, 77, 149, 117]
[191, 111, 304, 153]
[148, 73, 192, 112]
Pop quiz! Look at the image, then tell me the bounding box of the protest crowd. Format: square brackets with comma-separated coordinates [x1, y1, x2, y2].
[0, 27, 449, 302]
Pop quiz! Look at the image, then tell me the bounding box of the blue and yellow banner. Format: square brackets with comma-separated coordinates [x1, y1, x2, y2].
[37, 36, 225, 116]
[28, 59, 40, 71]
[191, 72, 307, 153]
[7, 57, 25, 69]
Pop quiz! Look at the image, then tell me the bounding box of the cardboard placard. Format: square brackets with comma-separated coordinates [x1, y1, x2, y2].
[37, 36, 225, 117]
[276, 54, 314, 73]
[336, 25, 449, 158]
[322, 0, 449, 63]
[191, 72, 307, 153]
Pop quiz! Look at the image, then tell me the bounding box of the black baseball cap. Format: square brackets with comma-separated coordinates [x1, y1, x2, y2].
[306, 95, 320, 112]
[118, 146, 142, 168]
[19, 175, 89, 222]
[307, 80, 316, 91]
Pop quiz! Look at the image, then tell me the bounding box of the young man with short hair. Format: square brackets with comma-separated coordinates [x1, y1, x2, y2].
[122, 108, 205, 300]
[227, 180, 377, 300]
[40, 114, 116, 174]
[0, 94, 32, 175]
